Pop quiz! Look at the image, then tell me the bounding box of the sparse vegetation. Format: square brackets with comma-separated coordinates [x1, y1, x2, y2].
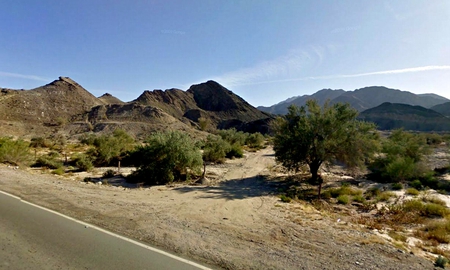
[0, 137, 32, 165]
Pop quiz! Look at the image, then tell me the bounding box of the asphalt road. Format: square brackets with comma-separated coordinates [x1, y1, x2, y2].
[0, 191, 211, 270]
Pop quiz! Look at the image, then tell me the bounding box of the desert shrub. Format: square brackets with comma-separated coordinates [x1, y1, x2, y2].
[103, 169, 116, 178]
[30, 137, 51, 148]
[365, 187, 381, 199]
[226, 143, 244, 159]
[51, 167, 65, 175]
[353, 194, 366, 203]
[337, 195, 350, 204]
[245, 132, 265, 149]
[420, 173, 439, 189]
[424, 133, 444, 145]
[410, 179, 423, 190]
[391, 182, 403, 190]
[422, 196, 447, 206]
[79, 133, 97, 145]
[71, 153, 93, 172]
[376, 191, 396, 202]
[88, 129, 135, 166]
[435, 256, 448, 268]
[216, 128, 246, 146]
[202, 135, 230, 163]
[423, 220, 450, 244]
[388, 231, 407, 242]
[327, 183, 362, 198]
[34, 155, 63, 169]
[402, 199, 449, 218]
[370, 129, 431, 182]
[198, 117, 211, 132]
[127, 131, 203, 185]
[406, 188, 420, 196]
[0, 137, 32, 165]
[280, 194, 292, 203]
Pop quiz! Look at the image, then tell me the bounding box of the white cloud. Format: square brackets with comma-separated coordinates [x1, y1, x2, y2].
[208, 46, 326, 87]
[0, 71, 49, 82]
[228, 65, 450, 86]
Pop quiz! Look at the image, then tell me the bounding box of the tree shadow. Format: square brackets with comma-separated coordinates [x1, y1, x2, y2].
[173, 175, 290, 200]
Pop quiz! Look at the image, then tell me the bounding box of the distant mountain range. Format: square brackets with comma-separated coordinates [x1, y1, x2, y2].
[258, 86, 449, 115]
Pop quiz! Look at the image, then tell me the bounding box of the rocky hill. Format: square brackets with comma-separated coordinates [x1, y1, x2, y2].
[0, 78, 272, 138]
[358, 102, 450, 131]
[98, 93, 124, 104]
[430, 102, 450, 117]
[259, 86, 449, 114]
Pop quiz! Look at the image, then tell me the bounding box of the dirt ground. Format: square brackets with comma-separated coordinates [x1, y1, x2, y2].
[0, 147, 438, 269]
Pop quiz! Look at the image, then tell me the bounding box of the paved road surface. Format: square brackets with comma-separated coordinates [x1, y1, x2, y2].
[0, 191, 211, 270]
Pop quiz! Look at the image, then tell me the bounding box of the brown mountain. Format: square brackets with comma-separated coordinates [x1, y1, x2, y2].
[0, 78, 271, 138]
[98, 93, 124, 104]
[0, 77, 103, 123]
[132, 80, 272, 132]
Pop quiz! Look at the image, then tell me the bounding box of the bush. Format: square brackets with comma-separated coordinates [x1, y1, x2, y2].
[424, 220, 450, 244]
[409, 179, 423, 190]
[127, 131, 203, 185]
[376, 191, 396, 202]
[391, 182, 403, 190]
[370, 130, 431, 182]
[30, 137, 51, 148]
[245, 132, 265, 149]
[72, 153, 93, 172]
[280, 194, 292, 203]
[337, 195, 350, 204]
[435, 256, 448, 268]
[202, 135, 230, 163]
[216, 129, 246, 146]
[226, 143, 244, 159]
[103, 169, 116, 178]
[353, 194, 366, 203]
[35, 155, 63, 169]
[88, 129, 135, 166]
[0, 138, 32, 165]
[406, 188, 420, 196]
[51, 167, 65, 175]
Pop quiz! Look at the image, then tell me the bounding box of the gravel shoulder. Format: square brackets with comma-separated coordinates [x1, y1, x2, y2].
[0, 147, 436, 269]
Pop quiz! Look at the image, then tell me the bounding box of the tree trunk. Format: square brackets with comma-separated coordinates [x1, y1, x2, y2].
[118, 160, 121, 173]
[309, 161, 323, 199]
[202, 162, 206, 178]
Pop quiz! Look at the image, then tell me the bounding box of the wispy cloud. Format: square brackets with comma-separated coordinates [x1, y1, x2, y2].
[208, 46, 326, 87]
[229, 65, 450, 86]
[0, 71, 49, 82]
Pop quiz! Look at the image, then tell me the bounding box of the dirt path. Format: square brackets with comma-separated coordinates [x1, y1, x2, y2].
[0, 148, 435, 269]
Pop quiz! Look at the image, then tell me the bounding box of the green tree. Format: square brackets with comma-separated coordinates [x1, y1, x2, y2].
[272, 100, 379, 198]
[90, 129, 135, 168]
[128, 131, 203, 185]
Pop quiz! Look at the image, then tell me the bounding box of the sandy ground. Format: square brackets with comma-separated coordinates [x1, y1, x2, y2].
[0, 147, 437, 269]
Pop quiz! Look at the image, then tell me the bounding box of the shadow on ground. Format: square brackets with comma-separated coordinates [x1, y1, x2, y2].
[173, 175, 288, 200]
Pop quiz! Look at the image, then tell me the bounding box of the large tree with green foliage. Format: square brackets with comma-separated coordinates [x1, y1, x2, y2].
[272, 100, 379, 197]
[128, 131, 203, 185]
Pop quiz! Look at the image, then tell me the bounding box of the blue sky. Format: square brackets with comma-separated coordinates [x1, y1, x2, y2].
[1, 1, 449, 106]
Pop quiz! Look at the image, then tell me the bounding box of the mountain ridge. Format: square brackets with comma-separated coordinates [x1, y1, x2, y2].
[258, 86, 449, 115]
